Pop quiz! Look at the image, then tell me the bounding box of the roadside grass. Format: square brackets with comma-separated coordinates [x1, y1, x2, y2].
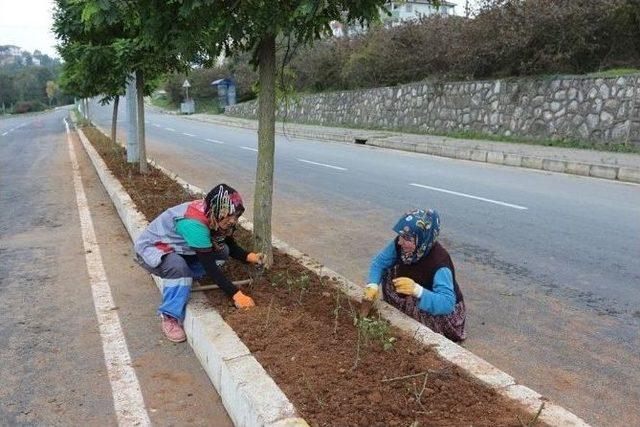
[258, 116, 640, 155]
[587, 68, 640, 78]
[150, 95, 178, 111]
[151, 96, 222, 115]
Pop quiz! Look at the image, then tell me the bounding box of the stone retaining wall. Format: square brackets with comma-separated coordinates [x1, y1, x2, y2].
[226, 75, 640, 147]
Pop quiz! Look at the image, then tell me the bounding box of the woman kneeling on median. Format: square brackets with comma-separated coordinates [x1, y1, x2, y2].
[134, 183, 263, 342]
[363, 209, 466, 342]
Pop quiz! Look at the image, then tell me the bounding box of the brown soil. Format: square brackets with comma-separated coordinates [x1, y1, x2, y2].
[82, 124, 544, 427]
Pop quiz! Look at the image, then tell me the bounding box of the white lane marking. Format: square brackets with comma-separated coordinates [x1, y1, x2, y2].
[1, 131, 7, 136]
[241, 146, 258, 152]
[409, 183, 528, 210]
[64, 119, 151, 426]
[297, 158, 347, 171]
[151, 124, 160, 127]
[205, 138, 224, 144]
[182, 132, 195, 137]
[165, 127, 175, 131]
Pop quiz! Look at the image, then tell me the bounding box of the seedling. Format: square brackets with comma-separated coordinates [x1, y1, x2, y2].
[332, 288, 343, 336]
[286, 273, 310, 304]
[270, 271, 287, 289]
[351, 315, 396, 370]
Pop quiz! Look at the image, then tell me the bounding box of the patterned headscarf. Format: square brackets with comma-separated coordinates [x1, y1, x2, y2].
[393, 209, 440, 265]
[204, 184, 245, 228]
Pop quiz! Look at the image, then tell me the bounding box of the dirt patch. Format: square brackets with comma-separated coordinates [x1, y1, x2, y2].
[82, 123, 544, 426]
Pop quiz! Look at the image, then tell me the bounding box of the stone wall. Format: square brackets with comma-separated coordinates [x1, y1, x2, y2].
[225, 74, 640, 146]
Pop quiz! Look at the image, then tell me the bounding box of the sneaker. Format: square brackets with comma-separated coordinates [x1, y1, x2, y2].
[161, 315, 186, 343]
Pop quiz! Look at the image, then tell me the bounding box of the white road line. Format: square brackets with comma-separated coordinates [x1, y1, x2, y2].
[297, 158, 348, 171]
[151, 124, 160, 127]
[241, 146, 258, 152]
[1, 132, 7, 136]
[165, 127, 175, 132]
[409, 183, 528, 210]
[64, 119, 151, 426]
[205, 138, 224, 144]
[182, 132, 195, 137]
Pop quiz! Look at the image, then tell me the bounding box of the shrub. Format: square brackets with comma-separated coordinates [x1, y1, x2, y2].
[12, 100, 45, 114]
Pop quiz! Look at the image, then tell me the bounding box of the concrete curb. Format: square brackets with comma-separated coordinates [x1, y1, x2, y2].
[149, 104, 640, 184]
[73, 120, 306, 427]
[86, 119, 589, 426]
[148, 159, 589, 427]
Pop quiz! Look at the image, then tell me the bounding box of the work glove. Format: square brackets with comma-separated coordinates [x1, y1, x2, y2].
[232, 290, 255, 309]
[363, 283, 380, 301]
[392, 277, 423, 298]
[246, 252, 264, 266]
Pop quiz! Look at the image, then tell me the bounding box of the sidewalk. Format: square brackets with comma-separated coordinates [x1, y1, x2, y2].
[146, 103, 640, 184]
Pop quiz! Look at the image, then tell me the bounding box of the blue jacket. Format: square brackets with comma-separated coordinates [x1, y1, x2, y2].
[368, 241, 456, 315]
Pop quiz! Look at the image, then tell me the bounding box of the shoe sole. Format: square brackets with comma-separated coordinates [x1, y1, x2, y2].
[165, 335, 187, 343]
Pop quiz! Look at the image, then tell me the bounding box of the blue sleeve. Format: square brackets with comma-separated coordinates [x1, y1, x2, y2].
[417, 267, 456, 316]
[367, 241, 397, 284]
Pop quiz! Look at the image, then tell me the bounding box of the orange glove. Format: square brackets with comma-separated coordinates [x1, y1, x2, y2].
[246, 252, 264, 266]
[232, 291, 255, 309]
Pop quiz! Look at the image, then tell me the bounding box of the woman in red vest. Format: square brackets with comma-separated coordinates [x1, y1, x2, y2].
[363, 209, 466, 342]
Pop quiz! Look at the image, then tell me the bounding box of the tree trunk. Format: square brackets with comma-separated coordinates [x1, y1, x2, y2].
[135, 70, 148, 174]
[126, 73, 139, 163]
[84, 98, 90, 120]
[111, 95, 119, 145]
[253, 35, 276, 268]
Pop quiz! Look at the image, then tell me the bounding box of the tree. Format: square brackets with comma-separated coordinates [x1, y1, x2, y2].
[174, 0, 391, 266]
[46, 80, 58, 106]
[53, 0, 184, 174]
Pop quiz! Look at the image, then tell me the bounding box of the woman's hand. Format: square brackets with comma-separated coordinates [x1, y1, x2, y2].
[246, 252, 264, 266]
[392, 277, 424, 298]
[363, 283, 380, 301]
[232, 290, 255, 309]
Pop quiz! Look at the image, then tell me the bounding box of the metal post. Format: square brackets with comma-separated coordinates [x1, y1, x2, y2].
[126, 73, 139, 163]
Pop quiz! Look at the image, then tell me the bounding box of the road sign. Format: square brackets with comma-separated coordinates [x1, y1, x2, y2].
[182, 79, 191, 88]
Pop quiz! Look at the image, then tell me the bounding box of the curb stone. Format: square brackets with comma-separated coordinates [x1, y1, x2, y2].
[146, 103, 640, 184]
[87, 120, 589, 427]
[73, 120, 306, 427]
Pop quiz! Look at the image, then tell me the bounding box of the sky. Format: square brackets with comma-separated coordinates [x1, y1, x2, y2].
[0, 0, 480, 58]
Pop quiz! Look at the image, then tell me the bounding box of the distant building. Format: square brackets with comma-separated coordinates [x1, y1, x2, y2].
[330, 1, 457, 37]
[387, 0, 456, 21]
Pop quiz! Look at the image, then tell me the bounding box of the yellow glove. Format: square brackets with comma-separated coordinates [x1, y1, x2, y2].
[246, 252, 264, 266]
[363, 283, 379, 301]
[392, 277, 423, 298]
[232, 290, 255, 309]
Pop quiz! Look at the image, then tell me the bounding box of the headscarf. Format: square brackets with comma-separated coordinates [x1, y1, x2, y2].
[204, 184, 245, 230]
[393, 209, 440, 265]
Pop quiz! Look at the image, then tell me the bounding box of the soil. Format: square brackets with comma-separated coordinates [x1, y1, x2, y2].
[82, 124, 545, 426]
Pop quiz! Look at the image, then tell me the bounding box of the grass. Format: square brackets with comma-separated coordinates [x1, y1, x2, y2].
[151, 95, 222, 115]
[587, 68, 640, 78]
[150, 95, 178, 111]
[258, 115, 640, 154]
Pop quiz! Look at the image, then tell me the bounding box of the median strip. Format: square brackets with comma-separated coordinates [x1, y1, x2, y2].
[74, 119, 588, 426]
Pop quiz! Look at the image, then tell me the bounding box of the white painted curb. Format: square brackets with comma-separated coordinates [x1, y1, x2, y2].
[72, 120, 306, 427]
[85, 119, 589, 426]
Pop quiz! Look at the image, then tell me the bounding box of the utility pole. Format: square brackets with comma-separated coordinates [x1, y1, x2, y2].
[126, 73, 139, 163]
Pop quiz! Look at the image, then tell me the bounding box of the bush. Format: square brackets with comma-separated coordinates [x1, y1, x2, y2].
[12, 100, 45, 114]
[289, 0, 640, 90]
[163, 60, 257, 107]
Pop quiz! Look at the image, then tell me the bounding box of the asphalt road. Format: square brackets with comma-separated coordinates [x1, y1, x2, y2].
[0, 109, 233, 426]
[93, 101, 640, 426]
